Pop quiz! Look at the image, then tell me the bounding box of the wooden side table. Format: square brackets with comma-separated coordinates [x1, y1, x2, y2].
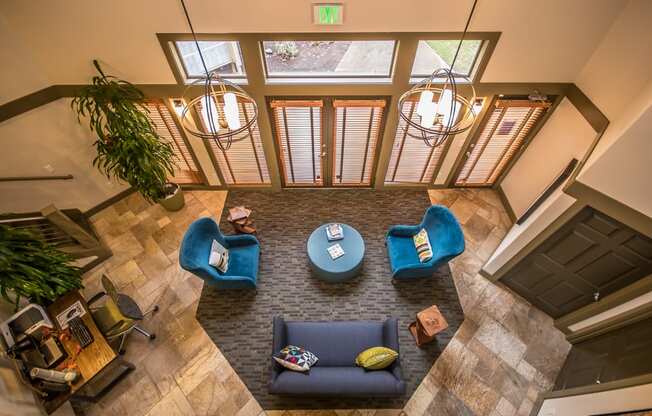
[409, 305, 449, 347]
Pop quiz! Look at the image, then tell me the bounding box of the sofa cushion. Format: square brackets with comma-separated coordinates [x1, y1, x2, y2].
[273, 345, 318, 372]
[355, 346, 398, 370]
[270, 366, 401, 396]
[285, 321, 384, 367]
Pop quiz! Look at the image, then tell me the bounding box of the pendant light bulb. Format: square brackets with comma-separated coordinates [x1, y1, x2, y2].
[420, 101, 438, 128]
[223, 92, 241, 130]
[416, 90, 434, 116]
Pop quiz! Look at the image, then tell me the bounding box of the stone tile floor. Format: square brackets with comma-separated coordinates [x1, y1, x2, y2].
[53, 188, 569, 416]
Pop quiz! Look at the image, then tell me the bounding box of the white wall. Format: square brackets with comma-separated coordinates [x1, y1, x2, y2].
[0, 0, 624, 102]
[538, 382, 652, 416]
[575, 0, 652, 122]
[483, 183, 577, 275]
[0, 99, 127, 213]
[501, 98, 597, 218]
[577, 81, 652, 218]
[573, 0, 652, 218]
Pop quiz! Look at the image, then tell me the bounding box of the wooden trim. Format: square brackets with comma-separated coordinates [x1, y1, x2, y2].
[566, 301, 652, 344]
[270, 100, 324, 108]
[0, 175, 74, 182]
[0, 86, 61, 123]
[565, 84, 609, 134]
[565, 181, 652, 238]
[529, 373, 652, 416]
[555, 274, 652, 333]
[83, 188, 136, 218]
[496, 185, 517, 222]
[332, 99, 386, 108]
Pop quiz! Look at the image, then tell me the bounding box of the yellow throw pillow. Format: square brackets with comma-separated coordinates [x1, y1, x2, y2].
[355, 347, 398, 370]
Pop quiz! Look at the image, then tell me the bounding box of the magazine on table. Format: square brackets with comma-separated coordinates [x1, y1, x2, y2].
[326, 223, 344, 241]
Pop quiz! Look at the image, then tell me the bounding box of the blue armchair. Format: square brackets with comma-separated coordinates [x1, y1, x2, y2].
[386, 205, 465, 281]
[179, 217, 259, 289]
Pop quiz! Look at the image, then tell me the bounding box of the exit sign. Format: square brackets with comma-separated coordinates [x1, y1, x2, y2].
[313, 4, 343, 25]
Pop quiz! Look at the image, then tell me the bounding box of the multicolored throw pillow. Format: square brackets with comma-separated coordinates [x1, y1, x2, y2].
[273, 345, 318, 372]
[413, 228, 433, 263]
[208, 240, 229, 273]
[355, 346, 398, 370]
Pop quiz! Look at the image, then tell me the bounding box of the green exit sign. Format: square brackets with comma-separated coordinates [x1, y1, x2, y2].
[313, 4, 343, 25]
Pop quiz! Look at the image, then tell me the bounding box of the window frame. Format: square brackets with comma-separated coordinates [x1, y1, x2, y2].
[168, 39, 249, 84]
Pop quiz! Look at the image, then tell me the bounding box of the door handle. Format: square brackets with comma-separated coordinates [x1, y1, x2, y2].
[321, 152, 327, 157]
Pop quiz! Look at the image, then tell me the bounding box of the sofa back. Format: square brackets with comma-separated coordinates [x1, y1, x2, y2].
[285, 320, 384, 367]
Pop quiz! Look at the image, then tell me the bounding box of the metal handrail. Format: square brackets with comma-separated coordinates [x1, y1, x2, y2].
[0, 174, 73, 182]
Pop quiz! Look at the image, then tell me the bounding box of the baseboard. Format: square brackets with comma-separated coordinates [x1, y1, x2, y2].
[496, 185, 517, 223]
[84, 187, 136, 218]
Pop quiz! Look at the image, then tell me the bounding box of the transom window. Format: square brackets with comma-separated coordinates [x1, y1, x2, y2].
[261, 40, 397, 80]
[174, 41, 246, 80]
[411, 39, 484, 80]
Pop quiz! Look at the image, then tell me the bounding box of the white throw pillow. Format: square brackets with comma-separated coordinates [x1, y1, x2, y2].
[208, 240, 229, 273]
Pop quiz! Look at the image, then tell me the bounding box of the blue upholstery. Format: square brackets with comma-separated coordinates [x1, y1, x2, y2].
[386, 205, 465, 280]
[179, 217, 259, 289]
[269, 317, 406, 397]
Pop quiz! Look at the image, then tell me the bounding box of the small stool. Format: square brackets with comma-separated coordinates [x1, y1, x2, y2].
[409, 305, 448, 347]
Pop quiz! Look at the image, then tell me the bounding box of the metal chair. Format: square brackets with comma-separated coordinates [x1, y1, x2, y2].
[87, 275, 158, 354]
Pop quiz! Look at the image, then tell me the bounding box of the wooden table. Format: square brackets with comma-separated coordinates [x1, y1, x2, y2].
[42, 291, 118, 413]
[409, 305, 449, 347]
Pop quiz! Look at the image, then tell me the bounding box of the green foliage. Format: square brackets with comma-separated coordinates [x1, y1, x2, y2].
[72, 60, 176, 203]
[274, 41, 300, 61]
[0, 225, 82, 310]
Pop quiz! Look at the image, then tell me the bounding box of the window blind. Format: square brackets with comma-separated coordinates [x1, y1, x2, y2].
[385, 100, 446, 184]
[270, 100, 323, 186]
[332, 99, 385, 186]
[145, 100, 202, 184]
[195, 98, 271, 185]
[455, 99, 549, 186]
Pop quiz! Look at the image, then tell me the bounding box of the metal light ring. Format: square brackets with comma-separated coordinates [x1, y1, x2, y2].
[397, 91, 477, 136]
[180, 83, 258, 142]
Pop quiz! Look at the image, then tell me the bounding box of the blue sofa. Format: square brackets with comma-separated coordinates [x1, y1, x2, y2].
[179, 217, 260, 289]
[386, 205, 465, 280]
[269, 316, 406, 397]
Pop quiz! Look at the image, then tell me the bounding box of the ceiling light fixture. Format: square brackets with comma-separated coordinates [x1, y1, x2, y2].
[177, 0, 258, 151]
[398, 0, 479, 148]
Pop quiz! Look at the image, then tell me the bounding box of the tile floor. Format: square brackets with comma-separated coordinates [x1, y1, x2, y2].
[55, 188, 569, 416]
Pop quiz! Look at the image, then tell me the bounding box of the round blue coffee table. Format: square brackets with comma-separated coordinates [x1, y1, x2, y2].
[307, 223, 365, 282]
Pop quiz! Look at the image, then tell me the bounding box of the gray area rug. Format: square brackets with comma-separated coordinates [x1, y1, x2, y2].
[196, 189, 464, 409]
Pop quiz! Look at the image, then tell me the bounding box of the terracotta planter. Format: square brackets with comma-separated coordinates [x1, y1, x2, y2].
[158, 183, 185, 211]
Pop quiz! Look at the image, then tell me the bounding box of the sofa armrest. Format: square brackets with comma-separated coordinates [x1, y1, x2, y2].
[270, 316, 286, 383]
[226, 234, 259, 247]
[382, 317, 404, 384]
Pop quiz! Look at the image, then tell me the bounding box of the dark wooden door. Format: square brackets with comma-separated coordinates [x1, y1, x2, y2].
[555, 316, 652, 389]
[501, 207, 652, 318]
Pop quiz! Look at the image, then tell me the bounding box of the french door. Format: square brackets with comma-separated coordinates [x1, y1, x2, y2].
[270, 97, 386, 187]
[453, 97, 551, 187]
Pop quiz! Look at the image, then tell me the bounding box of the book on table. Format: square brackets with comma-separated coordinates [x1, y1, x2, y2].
[326, 223, 344, 241]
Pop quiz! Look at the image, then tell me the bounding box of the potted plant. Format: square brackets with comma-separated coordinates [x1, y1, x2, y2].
[0, 225, 83, 311]
[72, 60, 184, 211]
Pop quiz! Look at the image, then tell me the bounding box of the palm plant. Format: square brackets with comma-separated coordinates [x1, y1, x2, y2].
[0, 225, 82, 310]
[72, 60, 176, 203]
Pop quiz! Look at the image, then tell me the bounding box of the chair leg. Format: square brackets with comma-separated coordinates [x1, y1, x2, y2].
[133, 325, 156, 340]
[118, 333, 127, 355]
[143, 305, 159, 317]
